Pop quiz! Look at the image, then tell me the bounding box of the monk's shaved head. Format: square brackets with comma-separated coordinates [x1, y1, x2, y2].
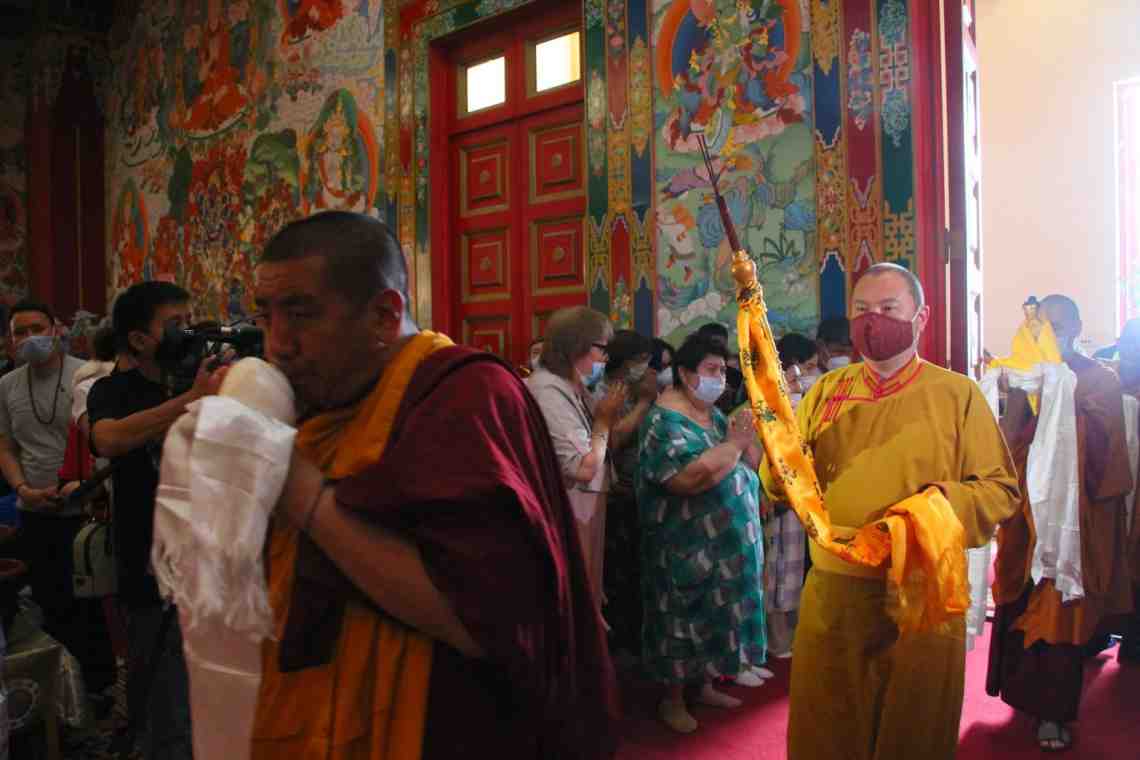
[1041, 294, 1082, 357]
[860, 263, 925, 310]
[1040, 294, 1081, 323]
[262, 211, 410, 313]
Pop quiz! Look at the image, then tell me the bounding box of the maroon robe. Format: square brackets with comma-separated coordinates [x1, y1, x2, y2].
[284, 346, 620, 758]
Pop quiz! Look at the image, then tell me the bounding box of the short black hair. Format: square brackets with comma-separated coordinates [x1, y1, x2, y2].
[261, 211, 410, 311]
[696, 322, 730, 344]
[10, 299, 55, 327]
[672, 334, 729, 388]
[776, 333, 817, 369]
[92, 325, 118, 362]
[604, 329, 652, 375]
[650, 338, 674, 371]
[816, 317, 851, 346]
[112, 281, 190, 352]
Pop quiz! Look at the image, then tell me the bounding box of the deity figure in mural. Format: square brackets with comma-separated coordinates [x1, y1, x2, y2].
[113, 181, 149, 291]
[117, 38, 165, 164]
[175, 0, 255, 136]
[655, 0, 804, 153]
[278, 0, 346, 44]
[186, 143, 246, 315]
[150, 215, 185, 283]
[241, 130, 302, 251]
[301, 90, 378, 214]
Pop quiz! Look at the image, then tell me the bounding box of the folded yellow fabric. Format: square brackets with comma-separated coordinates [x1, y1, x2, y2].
[731, 252, 969, 635]
[986, 307, 1062, 414]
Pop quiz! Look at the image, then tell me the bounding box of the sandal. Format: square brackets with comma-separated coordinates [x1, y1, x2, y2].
[1036, 721, 1073, 753]
[658, 698, 698, 734]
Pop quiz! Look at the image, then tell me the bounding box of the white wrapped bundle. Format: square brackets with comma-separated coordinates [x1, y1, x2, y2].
[153, 358, 297, 760]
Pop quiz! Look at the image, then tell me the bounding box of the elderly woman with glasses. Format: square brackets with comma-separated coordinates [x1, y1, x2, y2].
[527, 306, 627, 612]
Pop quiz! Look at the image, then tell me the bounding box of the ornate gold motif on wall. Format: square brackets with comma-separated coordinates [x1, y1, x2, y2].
[811, 0, 839, 76]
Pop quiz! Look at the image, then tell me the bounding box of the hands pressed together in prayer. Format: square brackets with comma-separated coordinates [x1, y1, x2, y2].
[594, 381, 628, 428]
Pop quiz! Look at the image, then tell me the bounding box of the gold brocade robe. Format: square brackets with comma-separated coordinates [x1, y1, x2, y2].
[760, 357, 1019, 760]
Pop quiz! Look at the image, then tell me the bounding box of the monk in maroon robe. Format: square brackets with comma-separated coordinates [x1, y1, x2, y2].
[1112, 318, 1140, 663]
[246, 211, 619, 759]
[987, 295, 1134, 752]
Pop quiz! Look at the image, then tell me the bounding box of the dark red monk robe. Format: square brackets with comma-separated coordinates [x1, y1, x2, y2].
[285, 346, 619, 758]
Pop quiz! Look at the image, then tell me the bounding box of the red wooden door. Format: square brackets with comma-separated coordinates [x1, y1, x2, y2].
[434, 1, 585, 365]
[947, 0, 984, 378]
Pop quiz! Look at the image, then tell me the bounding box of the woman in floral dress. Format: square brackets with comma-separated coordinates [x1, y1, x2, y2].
[637, 333, 767, 734]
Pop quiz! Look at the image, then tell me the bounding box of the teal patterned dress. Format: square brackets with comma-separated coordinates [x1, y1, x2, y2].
[637, 405, 767, 684]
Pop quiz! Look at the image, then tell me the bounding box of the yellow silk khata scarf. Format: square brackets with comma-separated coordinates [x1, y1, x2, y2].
[253, 331, 454, 759]
[732, 253, 968, 634]
[985, 302, 1063, 414]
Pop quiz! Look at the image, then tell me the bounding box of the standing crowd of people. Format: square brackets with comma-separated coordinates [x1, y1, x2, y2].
[0, 211, 1134, 760]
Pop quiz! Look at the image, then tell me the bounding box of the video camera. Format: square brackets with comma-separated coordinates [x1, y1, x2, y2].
[155, 322, 264, 395]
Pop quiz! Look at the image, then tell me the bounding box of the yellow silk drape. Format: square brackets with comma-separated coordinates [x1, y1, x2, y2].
[985, 315, 1062, 415]
[731, 252, 969, 635]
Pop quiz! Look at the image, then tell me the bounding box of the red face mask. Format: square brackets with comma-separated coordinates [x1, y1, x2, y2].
[850, 312, 916, 362]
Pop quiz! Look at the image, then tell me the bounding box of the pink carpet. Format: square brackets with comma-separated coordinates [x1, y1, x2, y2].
[616, 626, 1140, 759]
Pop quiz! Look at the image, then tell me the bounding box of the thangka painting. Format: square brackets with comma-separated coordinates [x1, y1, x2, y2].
[653, 0, 816, 345]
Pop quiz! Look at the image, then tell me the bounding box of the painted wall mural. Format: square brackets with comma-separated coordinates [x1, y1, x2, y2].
[0, 41, 28, 304]
[105, 0, 931, 347]
[651, 0, 816, 345]
[106, 0, 385, 320]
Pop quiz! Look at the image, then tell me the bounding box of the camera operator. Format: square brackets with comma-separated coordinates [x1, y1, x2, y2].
[88, 282, 213, 760]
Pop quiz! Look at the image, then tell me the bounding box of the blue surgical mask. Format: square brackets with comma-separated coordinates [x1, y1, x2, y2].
[580, 361, 605, 387]
[17, 335, 57, 366]
[693, 375, 726, 404]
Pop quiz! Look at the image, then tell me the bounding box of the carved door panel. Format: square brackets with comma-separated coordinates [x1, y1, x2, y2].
[521, 104, 587, 348]
[452, 124, 520, 357]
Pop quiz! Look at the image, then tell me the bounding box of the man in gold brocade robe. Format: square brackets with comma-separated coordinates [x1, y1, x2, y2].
[987, 297, 1135, 752]
[761, 263, 1020, 760]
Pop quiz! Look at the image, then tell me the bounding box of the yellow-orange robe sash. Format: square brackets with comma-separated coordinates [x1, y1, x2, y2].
[251, 332, 454, 759]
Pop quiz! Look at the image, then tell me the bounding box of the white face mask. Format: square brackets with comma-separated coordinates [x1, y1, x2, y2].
[627, 361, 650, 382]
[657, 367, 674, 389]
[692, 374, 726, 404]
[827, 355, 852, 370]
[789, 391, 803, 408]
[799, 371, 821, 392]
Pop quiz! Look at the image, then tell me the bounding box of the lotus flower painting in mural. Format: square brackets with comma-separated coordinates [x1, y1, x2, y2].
[653, 0, 817, 346]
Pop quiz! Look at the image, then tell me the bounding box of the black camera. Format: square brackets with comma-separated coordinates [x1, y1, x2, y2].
[154, 322, 265, 395]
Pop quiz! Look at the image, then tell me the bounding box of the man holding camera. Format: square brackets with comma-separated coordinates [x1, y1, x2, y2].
[0, 299, 117, 701]
[88, 281, 213, 760]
